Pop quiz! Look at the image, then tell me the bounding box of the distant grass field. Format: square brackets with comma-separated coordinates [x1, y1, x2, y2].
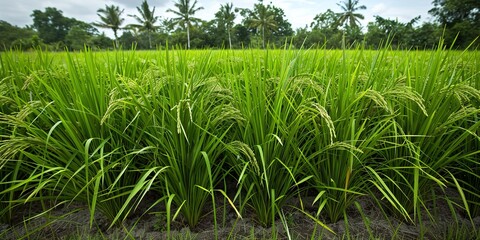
[1, 45, 479, 239]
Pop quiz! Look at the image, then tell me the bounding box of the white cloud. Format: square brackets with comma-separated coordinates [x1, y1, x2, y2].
[371, 3, 386, 15]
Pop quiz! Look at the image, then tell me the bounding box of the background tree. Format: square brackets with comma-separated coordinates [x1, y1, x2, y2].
[412, 22, 441, 49]
[191, 20, 217, 48]
[301, 9, 343, 49]
[268, 4, 294, 45]
[94, 5, 124, 48]
[118, 30, 138, 48]
[127, 0, 159, 49]
[0, 21, 35, 50]
[65, 22, 98, 50]
[215, 3, 236, 49]
[160, 18, 176, 34]
[293, 26, 329, 48]
[92, 32, 114, 50]
[1, 1, 476, 50]
[365, 15, 420, 48]
[31, 8, 99, 50]
[335, 0, 366, 29]
[31, 7, 74, 44]
[167, 0, 204, 49]
[429, 0, 480, 48]
[233, 24, 251, 47]
[240, 0, 278, 48]
[9, 34, 44, 51]
[311, 9, 339, 30]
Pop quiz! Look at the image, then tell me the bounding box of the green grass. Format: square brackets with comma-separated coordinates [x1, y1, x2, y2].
[0, 43, 479, 239]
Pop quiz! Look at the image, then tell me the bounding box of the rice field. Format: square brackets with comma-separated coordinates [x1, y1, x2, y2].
[0, 44, 479, 239]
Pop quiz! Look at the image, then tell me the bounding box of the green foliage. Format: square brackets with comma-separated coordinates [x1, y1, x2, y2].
[365, 15, 423, 49]
[167, 0, 204, 49]
[429, 0, 480, 48]
[0, 21, 35, 50]
[225, 49, 312, 226]
[91, 33, 114, 50]
[93, 5, 125, 47]
[0, 50, 169, 227]
[239, 0, 293, 48]
[311, 9, 339, 30]
[0, 44, 479, 238]
[127, 0, 160, 49]
[233, 24, 251, 47]
[215, 3, 236, 49]
[65, 26, 93, 50]
[30, 7, 96, 48]
[31, 7, 70, 44]
[335, 0, 367, 29]
[245, 2, 277, 49]
[1, 0, 479, 50]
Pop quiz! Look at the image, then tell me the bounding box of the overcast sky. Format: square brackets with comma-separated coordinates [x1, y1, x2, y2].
[0, 0, 434, 37]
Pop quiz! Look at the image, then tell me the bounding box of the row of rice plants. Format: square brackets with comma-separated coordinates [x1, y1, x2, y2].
[1, 45, 479, 237]
[0, 49, 167, 229]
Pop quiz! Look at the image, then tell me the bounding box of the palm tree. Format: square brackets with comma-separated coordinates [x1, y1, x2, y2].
[167, 0, 204, 49]
[128, 0, 159, 49]
[335, 0, 366, 29]
[94, 5, 124, 48]
[215, 3, 236, 49]
[248, 3, 277, 48]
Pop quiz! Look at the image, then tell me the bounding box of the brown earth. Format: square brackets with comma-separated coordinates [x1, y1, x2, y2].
[1, 189, 479, 240]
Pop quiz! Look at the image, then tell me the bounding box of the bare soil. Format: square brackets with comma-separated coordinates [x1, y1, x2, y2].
[1, 189, 479, 240]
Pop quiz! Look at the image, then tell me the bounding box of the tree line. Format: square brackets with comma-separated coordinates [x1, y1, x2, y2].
[0, 0, 478, 51]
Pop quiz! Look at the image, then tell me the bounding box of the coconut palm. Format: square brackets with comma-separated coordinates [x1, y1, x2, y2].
[128, 0, 159, 49]
[215, 2, 236, 49]
[248, 3, 277, 49]
[94, 5, 124, 48]
[335, 0, 366, 29]
[167, 0, 204, 49]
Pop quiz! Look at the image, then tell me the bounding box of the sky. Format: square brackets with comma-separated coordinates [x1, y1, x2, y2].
[0, 0, 435, 37]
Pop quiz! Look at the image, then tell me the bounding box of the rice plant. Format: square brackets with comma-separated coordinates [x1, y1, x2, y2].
[225, 48, 313, 227]
[0, 49, 167, 227]
[371, 45, 480, 221]
[0, 42, 478, 238]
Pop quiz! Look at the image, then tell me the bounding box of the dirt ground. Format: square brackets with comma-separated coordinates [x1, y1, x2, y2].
[1, 189, 479, 240]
